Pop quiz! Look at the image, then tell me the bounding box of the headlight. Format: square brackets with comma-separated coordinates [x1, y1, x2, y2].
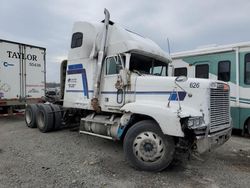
[210, 82, 218, 89]
[187, 116, 204, 129]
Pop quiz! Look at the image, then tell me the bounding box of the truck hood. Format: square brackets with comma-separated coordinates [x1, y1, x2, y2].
[134, 76, 223, 118]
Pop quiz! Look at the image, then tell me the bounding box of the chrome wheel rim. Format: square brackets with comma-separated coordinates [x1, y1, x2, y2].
[133, 131, 164, 162]
[25, 110, 32, 124]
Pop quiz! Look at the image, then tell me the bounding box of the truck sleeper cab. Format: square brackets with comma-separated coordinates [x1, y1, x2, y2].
[25, 9, 232, 172]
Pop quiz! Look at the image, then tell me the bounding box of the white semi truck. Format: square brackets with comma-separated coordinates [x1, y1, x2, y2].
[25, 9, 232, 171]
[0, 39, 46, 116]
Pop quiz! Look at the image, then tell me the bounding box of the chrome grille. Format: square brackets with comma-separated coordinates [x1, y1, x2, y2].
[210, 85, 230, 132]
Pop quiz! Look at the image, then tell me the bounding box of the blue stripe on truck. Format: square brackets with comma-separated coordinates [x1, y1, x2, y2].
[100, 90, 187, 101]
[67, 64, 89, 98]
[68, 64, 83, 70]
[169, 91, 186, 101]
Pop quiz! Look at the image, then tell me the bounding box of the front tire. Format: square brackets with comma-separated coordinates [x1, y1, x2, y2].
[123, 120, 175, 172]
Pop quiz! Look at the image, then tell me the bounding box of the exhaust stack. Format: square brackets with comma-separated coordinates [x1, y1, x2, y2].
[91, 8, 110, 112]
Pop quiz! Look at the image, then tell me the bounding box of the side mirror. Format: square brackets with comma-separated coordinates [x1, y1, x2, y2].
[115, 68, 128, 90]
[175, 76, 188, 82]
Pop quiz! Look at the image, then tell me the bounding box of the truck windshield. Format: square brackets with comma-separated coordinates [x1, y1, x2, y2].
[129, 53, 168, 76]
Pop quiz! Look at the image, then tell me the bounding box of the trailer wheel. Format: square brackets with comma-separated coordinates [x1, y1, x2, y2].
[36, 104, 54, 133]
[123, 120, 175, 172]
[25, 104, 38, 128]
[50, 104, 62, 130]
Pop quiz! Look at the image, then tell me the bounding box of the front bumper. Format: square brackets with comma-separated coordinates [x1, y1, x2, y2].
[195, 126, 232, 153]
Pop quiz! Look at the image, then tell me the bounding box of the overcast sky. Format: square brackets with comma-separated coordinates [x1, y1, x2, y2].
[1, 0, 250, 82]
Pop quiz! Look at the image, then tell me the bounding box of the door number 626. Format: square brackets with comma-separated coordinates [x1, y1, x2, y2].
[190, 82, 200, 88]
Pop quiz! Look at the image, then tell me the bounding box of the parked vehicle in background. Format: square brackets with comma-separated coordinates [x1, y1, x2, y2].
[25, 9, 232, 171]
[45, 88, 60, 103]
[171, 42, 250, 135]
[0, 39, 46, 116]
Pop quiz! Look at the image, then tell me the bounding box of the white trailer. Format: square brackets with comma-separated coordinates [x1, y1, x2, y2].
[25, 9, 232, 171]
[0, 39, 46, 115]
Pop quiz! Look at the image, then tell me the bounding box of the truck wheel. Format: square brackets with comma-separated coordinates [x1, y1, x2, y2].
[50, 104, 62, 130]
[36, 104, 54, 133]
[25, 104, 38, 128]
[123, 120, 175, 172]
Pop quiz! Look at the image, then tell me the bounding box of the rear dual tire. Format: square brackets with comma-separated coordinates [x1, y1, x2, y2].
[36, 104, 62, 133]
[50, 104, 62, 130]
[36, 104, 54, 133]
[25, 104, 38, 128]
[25, 103, 62, 133]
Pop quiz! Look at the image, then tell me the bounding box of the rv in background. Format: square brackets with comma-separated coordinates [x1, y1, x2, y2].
[171, 42, 250, 135]
[0, 39, 46, 116]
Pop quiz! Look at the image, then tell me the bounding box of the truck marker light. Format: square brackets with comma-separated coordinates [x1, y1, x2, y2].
[223, 84, 229, 91]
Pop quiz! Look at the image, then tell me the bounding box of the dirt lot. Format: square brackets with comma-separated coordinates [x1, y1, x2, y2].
[0, 116, 250, 188]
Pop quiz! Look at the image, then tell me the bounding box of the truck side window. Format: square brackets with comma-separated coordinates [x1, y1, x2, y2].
[150, 60, 168, 76]
[244, 53, 250, 84]
[106, 56, 123, 75]
[71, 32, 83, 48]
[174, 67, 187, 76]
[130, 54, 168, 76]
[151, 66, 167, 76]
[218, 61, 230, 82]
[195, 64, 209, 78]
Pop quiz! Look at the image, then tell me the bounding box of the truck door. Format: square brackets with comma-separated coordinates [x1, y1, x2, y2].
[101, 55, 125, 110]
[0, 42, 21, 100]
[24, 46, 45, 99]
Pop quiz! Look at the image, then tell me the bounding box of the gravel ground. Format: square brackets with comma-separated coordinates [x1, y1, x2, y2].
[0, 116, 250, 188]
